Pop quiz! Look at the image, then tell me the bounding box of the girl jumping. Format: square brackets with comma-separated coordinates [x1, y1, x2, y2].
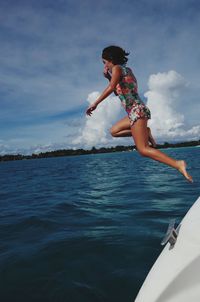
[86, 46, 193, 182]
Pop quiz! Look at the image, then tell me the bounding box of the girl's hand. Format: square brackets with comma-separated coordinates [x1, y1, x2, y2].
[103, 66, 111, 80]
[86, 103, 97, 116]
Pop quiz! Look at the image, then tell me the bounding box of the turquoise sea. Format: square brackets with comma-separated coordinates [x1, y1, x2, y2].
[0, 147, 199, 302]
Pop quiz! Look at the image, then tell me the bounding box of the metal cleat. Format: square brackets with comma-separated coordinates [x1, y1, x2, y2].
[161, 219, 178, 248]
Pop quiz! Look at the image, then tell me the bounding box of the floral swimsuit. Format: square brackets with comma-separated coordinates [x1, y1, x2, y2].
[115, 65, 151, 126]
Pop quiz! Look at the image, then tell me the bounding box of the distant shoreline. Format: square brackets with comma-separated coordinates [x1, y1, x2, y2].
[0, 140, 199, 162]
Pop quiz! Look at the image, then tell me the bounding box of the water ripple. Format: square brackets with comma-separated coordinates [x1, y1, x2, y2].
[0, 149, 199, 301]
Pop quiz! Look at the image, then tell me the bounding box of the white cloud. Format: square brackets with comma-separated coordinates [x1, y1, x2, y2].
[72, 92, 123, 148]
[145, 70, 200, 141]
[72, 70, 200, 149]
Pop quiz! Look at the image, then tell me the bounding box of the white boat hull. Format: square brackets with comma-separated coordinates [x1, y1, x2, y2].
[135, 196, 200, 302]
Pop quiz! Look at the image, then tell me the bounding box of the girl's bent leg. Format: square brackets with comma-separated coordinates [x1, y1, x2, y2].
[110, 116, 132, 137]
[110, 117, 158, 147]
[131, 118, 193, 182]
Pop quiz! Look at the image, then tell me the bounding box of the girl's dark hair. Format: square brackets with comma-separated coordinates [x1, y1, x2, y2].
[102, 45, 129, 65]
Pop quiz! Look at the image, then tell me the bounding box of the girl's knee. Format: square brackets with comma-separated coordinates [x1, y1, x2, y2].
[137, 146, 149, 157]
[110, 126, 118, 137]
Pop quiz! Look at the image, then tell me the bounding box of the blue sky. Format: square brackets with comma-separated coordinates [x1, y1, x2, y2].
[0, 0, 200, 154]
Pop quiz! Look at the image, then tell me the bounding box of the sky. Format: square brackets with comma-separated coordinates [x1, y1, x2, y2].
[0, 0, 200, 154]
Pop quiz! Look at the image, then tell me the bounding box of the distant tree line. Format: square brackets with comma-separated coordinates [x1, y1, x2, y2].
[0, 140, 199, 162]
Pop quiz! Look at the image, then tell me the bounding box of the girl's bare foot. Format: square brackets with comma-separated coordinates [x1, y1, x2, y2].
[177, 160, 193, 183]
[147, 127, 157, 148]
[150, 141, 157, 148]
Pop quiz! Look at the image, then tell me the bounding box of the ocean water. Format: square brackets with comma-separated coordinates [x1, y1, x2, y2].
[0, 147, 199, 302]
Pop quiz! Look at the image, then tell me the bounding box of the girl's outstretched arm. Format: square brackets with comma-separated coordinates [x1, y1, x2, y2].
[86, 65, 121, 116]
